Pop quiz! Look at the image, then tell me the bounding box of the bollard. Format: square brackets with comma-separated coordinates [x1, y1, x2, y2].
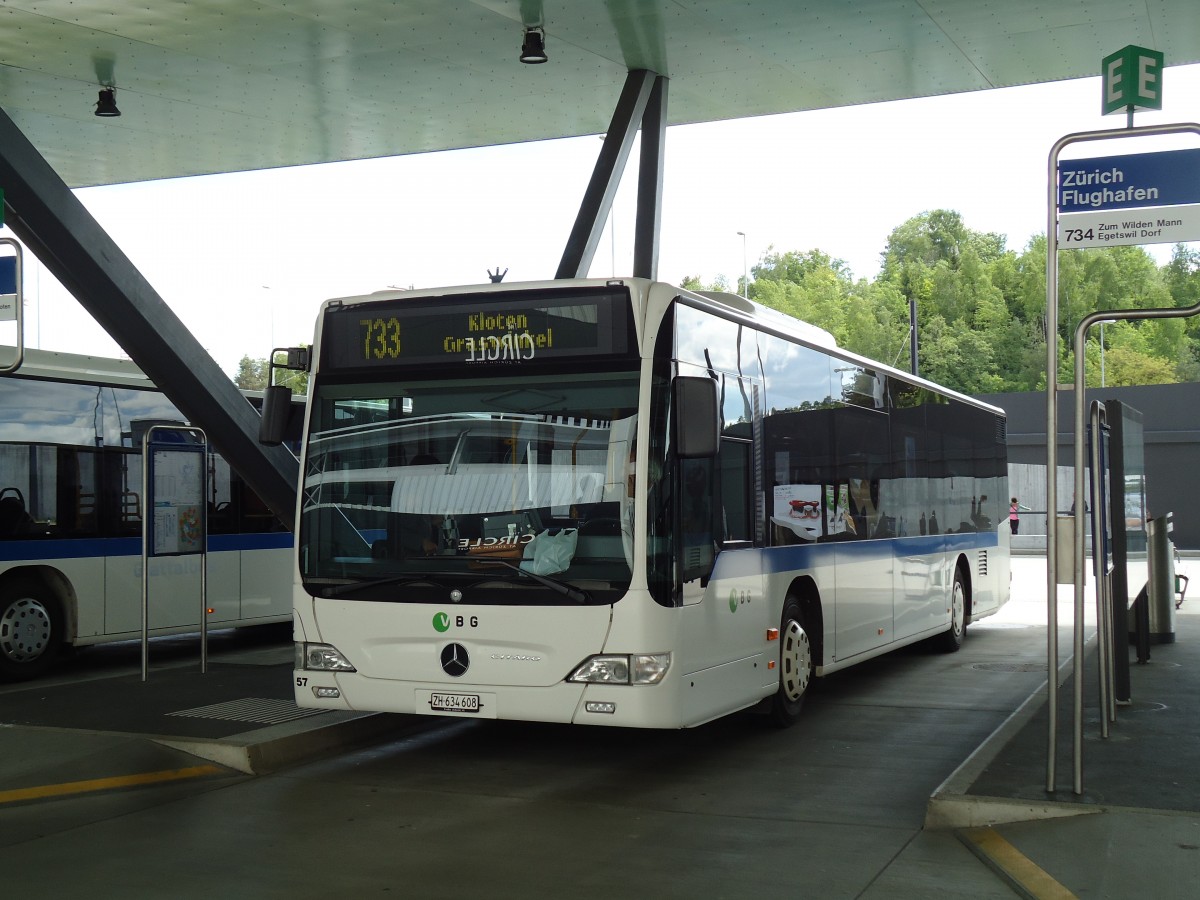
[1145, 514, 1177, 644]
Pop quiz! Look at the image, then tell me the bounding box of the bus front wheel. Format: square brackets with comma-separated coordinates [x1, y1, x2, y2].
[0, 579, 62, 680]
[771, 598, 814, 727]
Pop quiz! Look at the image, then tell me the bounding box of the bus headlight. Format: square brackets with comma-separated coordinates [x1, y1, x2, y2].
[296, 642, 356, 672]
[568, 653, 670, 685]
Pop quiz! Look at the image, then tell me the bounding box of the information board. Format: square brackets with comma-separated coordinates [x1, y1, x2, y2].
[147, 442, 206, 556]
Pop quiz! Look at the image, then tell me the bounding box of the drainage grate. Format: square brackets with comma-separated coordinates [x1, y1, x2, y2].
[167, 697, 326, 725]
[969, 661, 1045, 673]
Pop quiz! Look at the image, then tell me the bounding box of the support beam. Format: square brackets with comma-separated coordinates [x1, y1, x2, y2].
[557, 69, 657, 279]
[633, 75, 667, 280]
[0, 107, 299, 526]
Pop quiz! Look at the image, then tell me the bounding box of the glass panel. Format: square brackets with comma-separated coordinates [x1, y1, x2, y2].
[676, 305, 744, 374]
[760, 332, 832, 414]
[719, 439, 753, 543]
[834, 406, 889, 541]
[301, 368, 639, 604]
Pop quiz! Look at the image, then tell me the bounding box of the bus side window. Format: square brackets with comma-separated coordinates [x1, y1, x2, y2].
[57, 448, 99, 536]
[718, 438, 753, 544]
[680, 457, 715, 581]
[0, 488, 34, 536]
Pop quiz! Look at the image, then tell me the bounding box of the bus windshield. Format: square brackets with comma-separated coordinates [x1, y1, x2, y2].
[301, 369, 640, 604]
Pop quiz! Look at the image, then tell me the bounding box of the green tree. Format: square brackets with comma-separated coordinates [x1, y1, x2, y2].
[688, 209, 1200, 394]
[880, 210, 1006, 283]
[235, 355, 269, 390]
[752, 248, 852, 286]
[234, 352, 309, 394]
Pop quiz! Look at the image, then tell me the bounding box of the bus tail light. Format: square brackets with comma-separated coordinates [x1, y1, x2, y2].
[296, 642, 357, 672]
[568, 652, 670, 685]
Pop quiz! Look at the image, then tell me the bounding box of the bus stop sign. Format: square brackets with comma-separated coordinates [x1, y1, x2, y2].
[1103, 45, 1163, 114]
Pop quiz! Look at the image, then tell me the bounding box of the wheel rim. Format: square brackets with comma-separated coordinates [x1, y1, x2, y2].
[780, 619, 812, 702]
[950, 578, 965, 638]
[0, 597, 53, 663]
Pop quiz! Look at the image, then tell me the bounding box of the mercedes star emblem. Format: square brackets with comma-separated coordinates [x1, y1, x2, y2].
[441, 642, 470, 677]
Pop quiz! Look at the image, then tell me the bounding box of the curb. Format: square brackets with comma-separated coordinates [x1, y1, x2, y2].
[925, 634, 1100, 830]
[155, 711, 412, 774]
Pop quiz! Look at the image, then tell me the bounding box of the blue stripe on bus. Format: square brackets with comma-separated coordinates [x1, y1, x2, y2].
[760, 532, 998, 574]
[0, 532, 292, 562]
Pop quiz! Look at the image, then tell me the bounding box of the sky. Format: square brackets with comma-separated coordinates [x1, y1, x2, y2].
[5, 63, 1200, 377]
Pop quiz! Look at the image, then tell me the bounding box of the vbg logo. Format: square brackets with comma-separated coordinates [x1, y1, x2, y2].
[432, 612, 480, 632]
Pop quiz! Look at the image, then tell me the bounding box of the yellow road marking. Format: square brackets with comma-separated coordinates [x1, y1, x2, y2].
[0, 764, 225, 805]
[961, 826, 1077, 900]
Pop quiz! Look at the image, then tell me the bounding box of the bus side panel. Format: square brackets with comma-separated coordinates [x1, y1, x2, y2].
[959, 529, 1010, 620]
[236, 543, 294, 619]
[207, 533, 293, 621]
[677, 548, 769, 726]
[104, 549, 222, 633]
[832, 541, 894, 661]
[761, 543, 835, 666]
[893, 534, 948, 640]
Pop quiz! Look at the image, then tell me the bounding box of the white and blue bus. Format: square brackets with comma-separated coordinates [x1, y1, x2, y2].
[0, 347, 298, 679]
[266, 279, 1009, 728]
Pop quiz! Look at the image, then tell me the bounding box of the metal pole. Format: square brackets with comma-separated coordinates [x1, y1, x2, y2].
[909, 298, 919, 376]
[1100, 321, 1106, 388]
[1045, 135, 1061, 794]
[737, 231, 747, 298]
[1072, 320, 1089, 794]
[0, 238, 24, 374]
[141, 428, 150, 682]
[200, 432, 209, 674]
[1088, 402, 1110, 741]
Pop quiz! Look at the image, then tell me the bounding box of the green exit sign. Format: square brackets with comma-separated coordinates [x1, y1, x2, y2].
[1103, 45, 1164, 114]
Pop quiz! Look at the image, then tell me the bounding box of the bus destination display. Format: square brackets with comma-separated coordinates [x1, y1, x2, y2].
[323, 289, 634, 371]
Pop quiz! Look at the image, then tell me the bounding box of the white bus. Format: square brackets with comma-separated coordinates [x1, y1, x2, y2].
[0, 347, 298, 679]
[264, 279, 1010, 728]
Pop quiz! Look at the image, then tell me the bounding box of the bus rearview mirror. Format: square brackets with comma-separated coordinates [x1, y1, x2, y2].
[259, 384, 293, 446]
[674, 376, 718, 458]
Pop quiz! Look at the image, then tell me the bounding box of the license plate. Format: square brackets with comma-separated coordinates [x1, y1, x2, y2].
[430, 692, 481, 713]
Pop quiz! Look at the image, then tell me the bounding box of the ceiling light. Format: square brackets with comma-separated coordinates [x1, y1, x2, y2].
[94, 87, 121, 117]
[520, 27, 547, 64]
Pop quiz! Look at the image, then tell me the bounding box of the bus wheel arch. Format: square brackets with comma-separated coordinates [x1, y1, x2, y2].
[936, 558, 971, 653]
[770, 578, 821, 727]
[0, 567, 74, 680]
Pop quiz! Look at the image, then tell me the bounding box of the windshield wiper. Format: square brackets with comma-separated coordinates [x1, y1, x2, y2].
[492, 560, 590, 604]
[315, 572, 463, 598]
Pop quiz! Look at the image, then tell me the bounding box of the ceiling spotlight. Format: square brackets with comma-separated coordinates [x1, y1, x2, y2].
[94, 87, 121, 117]
[520, 27, 547, 64]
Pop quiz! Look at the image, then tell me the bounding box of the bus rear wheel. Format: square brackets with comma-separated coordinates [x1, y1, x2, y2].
[771, 598, 814, 727]
[0, 579, 61, 680]
[935, 568, 968, 653]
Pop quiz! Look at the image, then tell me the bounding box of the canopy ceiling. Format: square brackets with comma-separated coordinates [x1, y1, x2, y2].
[0, 1, 1196, 187]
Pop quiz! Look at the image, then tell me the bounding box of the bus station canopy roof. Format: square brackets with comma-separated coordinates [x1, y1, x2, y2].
[2, 0, 1198, 189]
